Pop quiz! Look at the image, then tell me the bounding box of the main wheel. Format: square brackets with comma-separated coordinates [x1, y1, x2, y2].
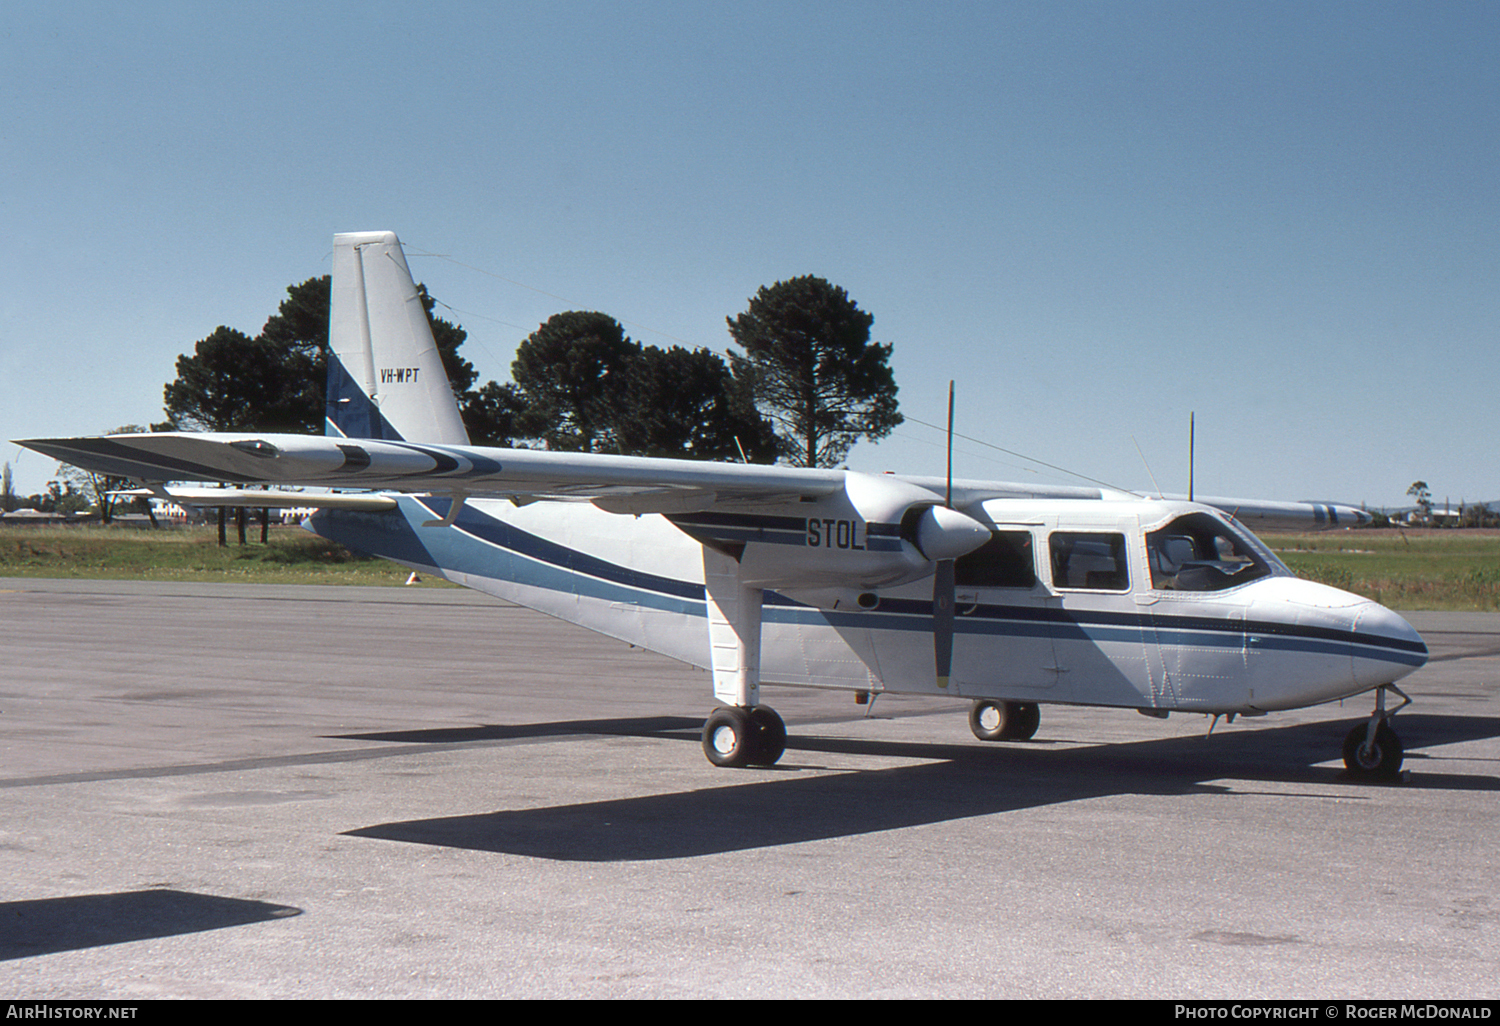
[969, 700, 1041, 742]
[1009, 702, 1041, 740]
[1342, 722, 1404, 780]
[746, 706, 787, 766]
[703, 707, 754, 767]
[702, 706, 786, 768]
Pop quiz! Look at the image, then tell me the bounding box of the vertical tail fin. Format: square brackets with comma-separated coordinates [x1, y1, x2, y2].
[326, 231, 471, 445]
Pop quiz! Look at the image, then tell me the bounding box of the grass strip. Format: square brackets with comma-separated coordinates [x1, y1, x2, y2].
[5, 524, 1498, 610]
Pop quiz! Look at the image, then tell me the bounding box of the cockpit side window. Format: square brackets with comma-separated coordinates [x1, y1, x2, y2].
[955, 530, 1037, 588]
[1146, 513, 1276, 592]
[1049, 532, 1129, 591]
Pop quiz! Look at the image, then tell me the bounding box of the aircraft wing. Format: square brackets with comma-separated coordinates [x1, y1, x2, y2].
[18, 432, 1371, 529]
[1159, 493, 1373, 531]
[16, 432, 852, 512]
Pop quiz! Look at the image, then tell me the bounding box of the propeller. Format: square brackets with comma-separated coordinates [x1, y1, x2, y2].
[934, 557, 955, 688]
[841, 383, 984, 690]
[936, 381, 956, 687]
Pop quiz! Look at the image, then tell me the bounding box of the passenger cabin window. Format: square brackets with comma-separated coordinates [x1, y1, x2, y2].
[955, 530, 1037, 588]
[1146, 512, 1276, 592]
[1049, 532, 1129, 591]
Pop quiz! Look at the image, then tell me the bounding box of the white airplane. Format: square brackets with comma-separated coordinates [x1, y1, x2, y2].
[19, 232, 1427, 779]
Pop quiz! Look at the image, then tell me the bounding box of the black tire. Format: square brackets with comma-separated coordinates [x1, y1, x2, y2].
[702, 707, 755, 768]
[1342, 722, 1404, 780]
[969, 700, 1041, 742]
[1009, 702, 1041, 741]
[746, 706, 787, 766]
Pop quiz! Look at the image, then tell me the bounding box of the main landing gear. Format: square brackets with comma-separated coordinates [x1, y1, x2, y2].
[1342, 683, 1411, 781]
[968, 700, 1041, 742]
[701, 705, 787, 768]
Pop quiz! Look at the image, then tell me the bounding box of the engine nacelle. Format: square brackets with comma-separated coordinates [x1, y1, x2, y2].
[671, 471, 991, 591]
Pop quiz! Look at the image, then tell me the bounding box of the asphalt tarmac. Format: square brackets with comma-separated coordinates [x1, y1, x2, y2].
[0, 578, 1495, 999]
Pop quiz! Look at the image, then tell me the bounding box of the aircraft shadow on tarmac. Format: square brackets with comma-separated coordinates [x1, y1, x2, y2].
[341, 713, 1499, 862]
[0, 889, 302, 961]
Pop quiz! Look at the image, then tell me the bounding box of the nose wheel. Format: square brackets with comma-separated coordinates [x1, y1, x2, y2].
[1342, 684, 1411, 780]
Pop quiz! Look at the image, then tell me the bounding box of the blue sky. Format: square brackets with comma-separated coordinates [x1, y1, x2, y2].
[3, 1, 1495, 509]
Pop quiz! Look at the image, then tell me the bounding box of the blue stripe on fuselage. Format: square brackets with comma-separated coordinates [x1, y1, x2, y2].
[309, 497, 1425, 670]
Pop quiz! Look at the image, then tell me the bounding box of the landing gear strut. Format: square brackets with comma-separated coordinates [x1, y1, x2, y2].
[702, 705, 786, 768]
[968, 700, 1040, 742]
[1342, 683, 1411, 781]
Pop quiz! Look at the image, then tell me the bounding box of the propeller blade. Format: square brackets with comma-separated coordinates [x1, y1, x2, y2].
[934, 558, 955, 688]
[936, 380, 957, 688]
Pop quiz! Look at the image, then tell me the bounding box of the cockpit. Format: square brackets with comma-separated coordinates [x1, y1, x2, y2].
[1145, 512, 1289, 592]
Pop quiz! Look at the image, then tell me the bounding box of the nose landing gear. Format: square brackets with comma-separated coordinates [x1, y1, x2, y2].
[1342, 683, 1411, 781]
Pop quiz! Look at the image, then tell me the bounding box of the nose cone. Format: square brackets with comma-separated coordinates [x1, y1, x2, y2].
[1351, 600, 1429, 685]
[1245, 578, 1428, 709]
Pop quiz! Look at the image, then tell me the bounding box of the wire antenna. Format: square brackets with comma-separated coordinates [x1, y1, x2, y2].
[945, 381, 954, 508]
[1132, 436, 1163, 499]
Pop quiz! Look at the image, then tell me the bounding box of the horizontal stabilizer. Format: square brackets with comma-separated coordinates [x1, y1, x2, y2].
[113, 487, 397, 512]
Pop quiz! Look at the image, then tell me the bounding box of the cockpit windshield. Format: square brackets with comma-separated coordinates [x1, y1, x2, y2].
[1145, 512, 1289, 592]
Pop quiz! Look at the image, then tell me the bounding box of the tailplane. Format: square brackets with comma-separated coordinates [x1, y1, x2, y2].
[326, 231, 470, 445]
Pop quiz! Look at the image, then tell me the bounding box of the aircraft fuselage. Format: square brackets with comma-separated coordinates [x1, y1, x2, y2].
[309, 492, 1426, 718]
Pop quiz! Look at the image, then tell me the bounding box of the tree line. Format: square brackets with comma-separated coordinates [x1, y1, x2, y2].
[155, 273, 902, 469]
